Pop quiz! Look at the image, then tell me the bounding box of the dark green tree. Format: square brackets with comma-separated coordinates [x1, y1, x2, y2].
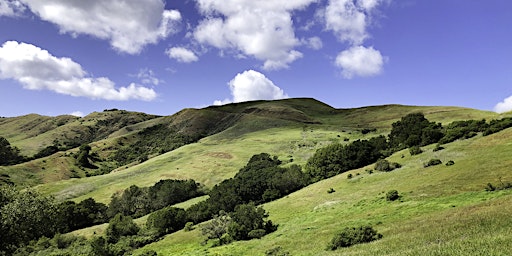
[106, 214, 139, 243]
[0, 187, 59, 254]
[77, 144, 92, 167]
[388, 113, 443, 149]
[0, 136, 24, 165]
[228, 203, 276, 241]
[146, 207, 187, 236]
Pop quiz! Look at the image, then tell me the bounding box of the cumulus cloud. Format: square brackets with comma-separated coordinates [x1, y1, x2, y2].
[0, 0, 25, 16]
[0, 41, 157, 101]
[214, 70, 288, 105]
[194, 0, 316, 70]
[323, 0, 384, 45]
[166, 47, 199, 63]
[494, 95, 512, 113]
[335, 45, 386, 79]
[20, 0, 181, 54]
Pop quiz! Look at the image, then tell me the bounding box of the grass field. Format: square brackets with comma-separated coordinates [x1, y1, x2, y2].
[131, 128, 512, 255]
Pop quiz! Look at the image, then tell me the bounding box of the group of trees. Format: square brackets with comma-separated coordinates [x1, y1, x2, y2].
[187, 153, 310, 224]
[107, 179, 204, 219]
[307, 113, 512, 182]
[306, 136, 388, 181]
[0, 178, 204, 255]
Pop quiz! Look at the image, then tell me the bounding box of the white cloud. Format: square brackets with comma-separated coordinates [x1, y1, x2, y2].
[214, 70, 288, 105]
[166, 47, 199, 63]
[136, 68, 162, 85]
[494, 95, 512, 113]
[323, 0, 384, 45]
[193, 0, 317, 70]
[0, 41, 157, 101]
[20, 0, 181, 54]
[69, 111, 84, 117]
[335, 45, 386, 79]
[0, 0, 25, 16]
[305, 36, 323, 50]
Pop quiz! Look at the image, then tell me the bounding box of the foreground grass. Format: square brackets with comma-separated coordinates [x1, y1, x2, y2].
[135, 128, 512, 255]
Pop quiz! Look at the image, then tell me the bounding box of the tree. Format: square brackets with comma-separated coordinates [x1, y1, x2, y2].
[0, 187, 59, 254]
[77, 144, 92, 167]
[0, 136, 24, 165]
[106, 214, 139, 243]
[388, 113, 443, 149]
[146, 207, 187, 236]
[228, 203, 276, 241]
[201, 211, 233, 245]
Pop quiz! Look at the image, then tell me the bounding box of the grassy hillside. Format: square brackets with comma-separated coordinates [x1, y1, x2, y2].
[134, 127, 512, 255]
[4, 98, 510, 255]
[30, 100, 499, 203]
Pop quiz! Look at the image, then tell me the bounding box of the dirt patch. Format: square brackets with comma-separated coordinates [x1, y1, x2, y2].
[206, 152, 233, 159]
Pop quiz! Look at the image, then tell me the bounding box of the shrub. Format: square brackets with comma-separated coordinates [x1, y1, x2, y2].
[424, 159, 442, 167]
[433, 144, 445, 152]
[184, 222, 195, 231]
[386, 190, 400, 201]
[347, 173, 353, 179]
[409, 146, 423, 156]
[327, 188, 336, 194]
[445, 160, 455, 166]
[265, 246, 290, 256]
[326, 226, 382, 250]
[374, 159, 402, 172]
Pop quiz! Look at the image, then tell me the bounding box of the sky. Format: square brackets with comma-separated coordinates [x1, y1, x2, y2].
[0, 0, 511, 117]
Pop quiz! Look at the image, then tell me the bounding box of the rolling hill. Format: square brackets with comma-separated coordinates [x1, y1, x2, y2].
[1, 98, 511, 255]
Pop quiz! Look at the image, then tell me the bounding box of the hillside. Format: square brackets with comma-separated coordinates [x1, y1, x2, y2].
[1, 98, 511, 255]
[137, 128, 512, 255]
[12, 99, 495, 202]
[2, 98, 495, 188]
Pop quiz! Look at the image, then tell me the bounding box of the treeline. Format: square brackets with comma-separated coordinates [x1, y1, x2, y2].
[107, 179, 204, 218]
[306, 113, 512, 181]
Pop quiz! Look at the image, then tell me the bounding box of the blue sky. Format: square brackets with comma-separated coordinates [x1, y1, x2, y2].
[0, 0, 511, 117]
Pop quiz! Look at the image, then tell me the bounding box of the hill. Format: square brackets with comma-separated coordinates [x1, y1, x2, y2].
[1, 98, 511, 255]
[9, 98, 494, 202]
[136, 128, 512, 255]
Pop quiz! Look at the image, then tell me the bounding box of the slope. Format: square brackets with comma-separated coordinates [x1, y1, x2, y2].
[136, 127, 512, 255]
[33, 100, 499, 204]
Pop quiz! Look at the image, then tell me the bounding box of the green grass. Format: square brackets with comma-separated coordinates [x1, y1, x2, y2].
[133, 128, 512, 255]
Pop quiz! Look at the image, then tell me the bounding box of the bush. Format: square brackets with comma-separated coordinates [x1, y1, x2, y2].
[433, 144, 445, 152]
[327, 188, 335, 194]
[409, 146, 423, 156]
[386, 190, 400, 201]
[374, 159, 402, 172]
[347, 173, 353, 179]
[445, 160, 455, 166]
[326, 226, 382, 250]
[424, 159, 442, 167]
